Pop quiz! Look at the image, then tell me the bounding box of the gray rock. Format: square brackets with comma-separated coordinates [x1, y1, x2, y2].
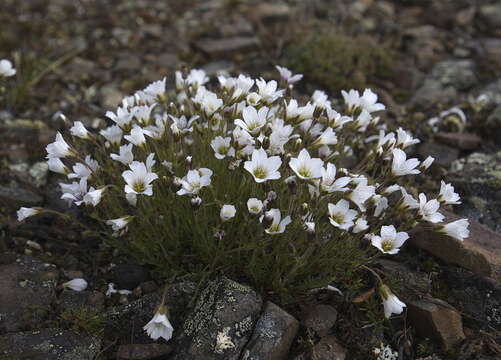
[195, 37, 260, 58]
[0, 179, 43, 209]
[417, 142, 459, 168]
[104, 281, 196, 344]
[412, 59, 476, 109]
[448, 152, 501, 233]
[376, 259, 431, 298]
[241, 301, 299, 360]
[172, 277, 262, 360]
[479, 3, 501, 34]
[116, 343, 173, 359]
[100, 84, 124, 110]
[113, 263, 150, 290]
[0, 328, 100, 360]
[59, 289, 105, 313]
[408, 298, 465, 351]
[295, 335, 347, 360]
[300, 304, 337, 337]
[252, 3, 291, 23]
[486, 105, 501, 144]
[0, 256, 58, 334]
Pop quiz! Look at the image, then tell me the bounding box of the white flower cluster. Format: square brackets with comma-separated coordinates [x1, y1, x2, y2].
[18, 66, 471, 319]
[373, 342, 398, 360]
[0, 59, 16, 78]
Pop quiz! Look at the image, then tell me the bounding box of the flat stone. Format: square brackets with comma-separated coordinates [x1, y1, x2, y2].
[448, 152, 501, 233]
[195, 37, 260, 58]
[252, 3, 291, 23]
[0, 328, 101, 360]
[410, 211, 501, 281]
[408, 298, 465, 350]
[113, 263, 150, 290]
[417, 142, 459, 168]
[0, 179, 43, 209]
[295, 335, 347, 360]
[171, 277, 262, 360]
[434, 132, 481, 151]
[300, 304, 337, 337]
[104, 282, 196, 344]
[116, 343, 173, 360]
[241, 301, 299, 360]
[0, 256, 58, 334]
[59, 289, 105, 313]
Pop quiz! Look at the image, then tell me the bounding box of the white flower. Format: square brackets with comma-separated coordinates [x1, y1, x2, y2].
[100, 125, 123, 145]
[187, 69, 208, 88]
[353, 218, 369, 233]
[133, 104, 155, 124]
[320, 163, 351, 193]
[312, 127, 338, 148]
[177, 168, 213, 196]
[400, 188, 419, 210]
[124, 125, 150, 147]
[247, 198, 263, 215]
[348, 177, 375, 211]
[46, 132, 73, 159]
[304, 221, 315, 234]
[83, 187, 105, 206]
[17, 207, 42, 221]
[60, 178, 89, 206]
[0, 59, 16, 77]
[354, 109, 372, 132]
[106, 106, 132, 129]
[359, 89, 385, 113]
[380, 285, 406, 318]
[70, 121, 90, 139]
[326, 107, 352, 129]
[396, 128, 420, 148]
[106, 216, 133, 232]
[256, 78, 284, 104]
[438, 181, 461, 205]
[370, 225, 409, 254]
[341, 89, 361, 112]
[111, 144, 134, 165]
[373, 195, 389, 217]
[143, 77, 166, 100]
[234, 106, 268, 135]
[143, 306, 174, 341]
[122, 161, 158, 196]
[263, 209, 291, 235]
[68, 162, 92, 179]
[244, 148, 282, 183]
[421, 156, 434, 170]
[246, 92, 261, 106]
[211, 136, 235, 159]
[275, 65, 303, 84]
[220, 205, 236, 221]
[312, 90, 331, 109]
[285, 100, 314, 121]
[391, 148, 420, 176]
[289, 149, 323, 180]
[439, 219, 469, 241]
[170, 115, 198, 136]
[418, 193, 444, 223]
[48, 158, 69, 175]
[63, 278, 88, 292]
[328, 199, 358, 231]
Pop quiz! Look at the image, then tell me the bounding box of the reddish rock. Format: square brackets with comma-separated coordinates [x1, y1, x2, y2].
[417, 142, 459, 168]
[410, 211, 501, 281]
[434, 132, 481, 150]
[408, 298, 465, 350]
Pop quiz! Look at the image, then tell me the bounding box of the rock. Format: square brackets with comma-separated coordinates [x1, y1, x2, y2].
[113, 264, 150, 290]
[300, 304, 337, 337]
[448, 152, 501, 233]
[295, 335, 347, 360]
[403, 26, 446, 69]
[100, 84, 124, 110]
[194, 37, 260, 58]
[241, 301, 299, 360]
[104, 282, 196, 344]
[434, 132, 481, 150]
[479, 3, 501, 35]
[440, 266, 501, 331]
[417, 142, 459, 168]
[0, 178, 43, 210]
[376, 259, 431, 298]
[0, 256, 58, 334]
[116, 343, 173, 360]
[171, 277, 262, 360]
[478, 79, 501, 106]
[481, 38, 501, 68]
[252, 3, 291, 23]
[0, 328, 100, 360]
[411, 211, 501, 281]
[408, 298, 465, 350]
[485, 105, 501, 143]
[59, 289, 105, 313]
[411, 59, 476, 109]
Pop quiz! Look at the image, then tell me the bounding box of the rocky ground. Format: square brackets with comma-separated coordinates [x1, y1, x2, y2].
[0, 0, 500, 359]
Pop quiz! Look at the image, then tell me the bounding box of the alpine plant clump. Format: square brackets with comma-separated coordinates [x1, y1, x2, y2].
[18, 66, 470, 317]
